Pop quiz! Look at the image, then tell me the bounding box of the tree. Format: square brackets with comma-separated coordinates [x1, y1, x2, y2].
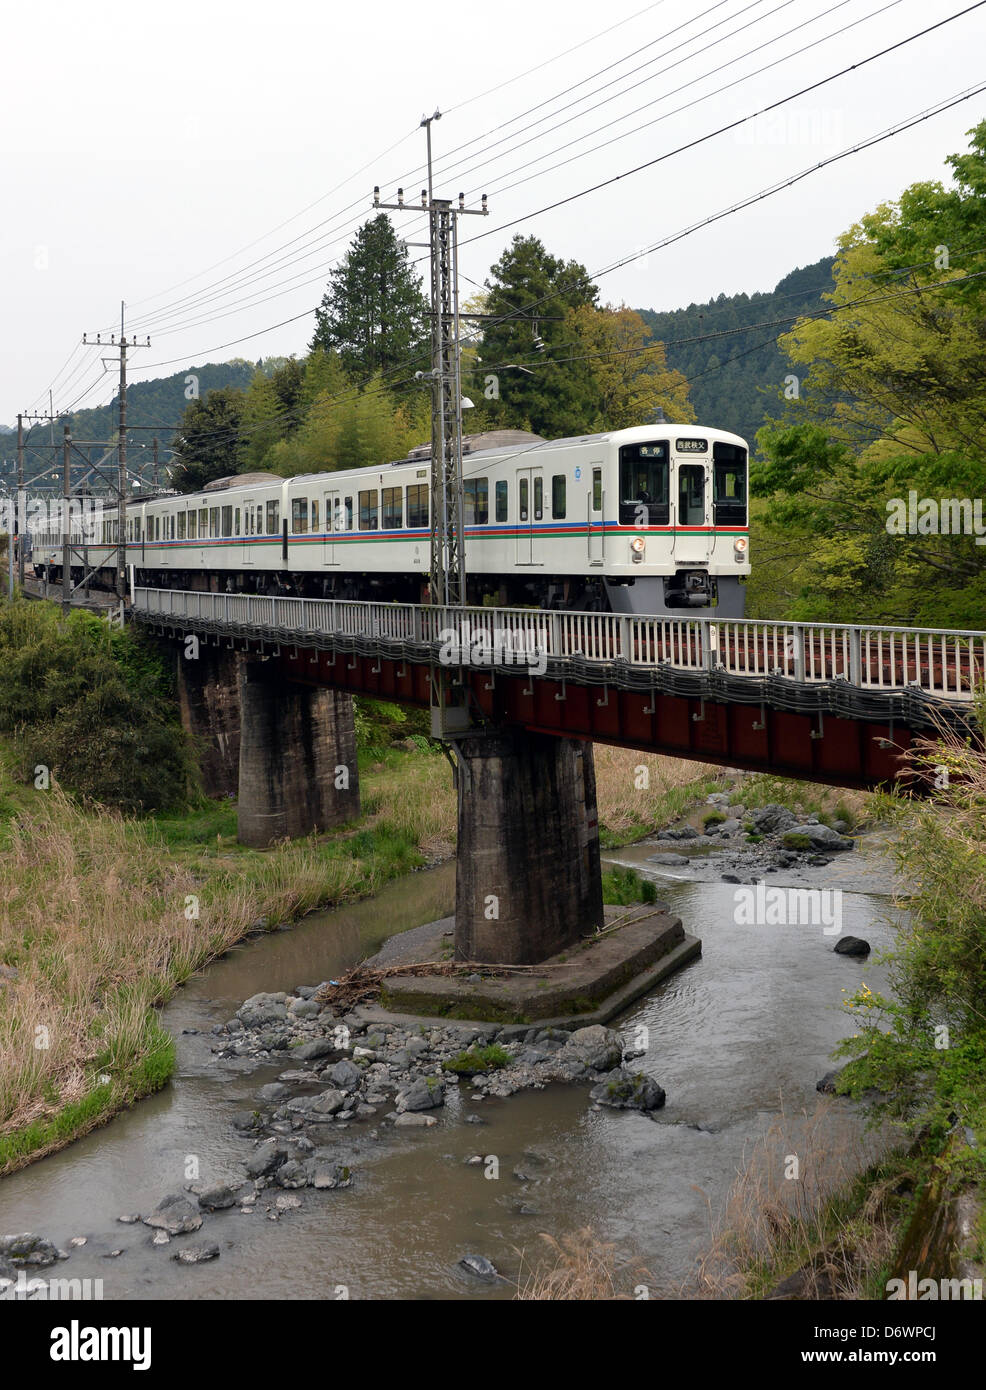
[748, 124, 986, 627]
[566, 304, 694, 430]
[476, 235, 599, 436]
[238, 357, 306, 472]
[309, 215, 429, 382]
[170, 387, 246, 492]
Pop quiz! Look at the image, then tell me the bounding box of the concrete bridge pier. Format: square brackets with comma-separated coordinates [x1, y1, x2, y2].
[453, 729, 605, 965]
[237, 659, 360, 848]
[176, 641, 241, 797]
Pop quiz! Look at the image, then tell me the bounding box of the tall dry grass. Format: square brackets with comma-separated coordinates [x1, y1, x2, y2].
[0, 784, 377, 1167]
[687, 1098, 898, 1300]
[593, 746, 720, 840]
[514, 1229, 652, 1300]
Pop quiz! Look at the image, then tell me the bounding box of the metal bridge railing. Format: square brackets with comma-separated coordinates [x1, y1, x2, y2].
[133, 588, 986, 703]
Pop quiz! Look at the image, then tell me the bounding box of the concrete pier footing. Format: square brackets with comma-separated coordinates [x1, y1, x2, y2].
[453, 729, 605, 965]
[236, 659, 360, 848]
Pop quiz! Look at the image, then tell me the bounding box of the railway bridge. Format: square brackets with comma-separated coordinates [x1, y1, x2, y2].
[134, 587, 983, 965]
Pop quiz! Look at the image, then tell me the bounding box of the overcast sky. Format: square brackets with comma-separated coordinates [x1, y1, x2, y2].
[1, 0, 983, 428]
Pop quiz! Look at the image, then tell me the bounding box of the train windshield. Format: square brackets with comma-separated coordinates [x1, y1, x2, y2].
[713, 443, 747, 525]
[619, 442, 670, 524]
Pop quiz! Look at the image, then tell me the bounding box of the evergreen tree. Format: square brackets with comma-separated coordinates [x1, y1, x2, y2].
[309, 215, 429, 382]
[171, 386, 246, 492]
[476, 235, 599, 437]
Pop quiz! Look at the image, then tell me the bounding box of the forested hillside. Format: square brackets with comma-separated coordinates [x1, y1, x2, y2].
[638, 257, 835, 446]
[6, 360, 259, 481]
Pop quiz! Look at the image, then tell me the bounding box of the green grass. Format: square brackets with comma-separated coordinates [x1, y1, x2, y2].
[601, 866, 657, 906]
[443, 1043, 512, 1075]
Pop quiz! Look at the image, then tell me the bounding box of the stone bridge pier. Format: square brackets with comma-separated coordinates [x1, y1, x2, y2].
[452, 729, 605, 965]
[236, 659, 360, 847]
[177, 643, 360, 847]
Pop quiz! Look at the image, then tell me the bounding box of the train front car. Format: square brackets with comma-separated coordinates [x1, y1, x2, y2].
[598, 424, 750, 617]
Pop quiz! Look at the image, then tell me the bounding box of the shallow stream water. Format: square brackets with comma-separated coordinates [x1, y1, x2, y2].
[0, 837, 902, 1299]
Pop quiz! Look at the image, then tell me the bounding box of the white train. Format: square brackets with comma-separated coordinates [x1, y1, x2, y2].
[35, 424, 750, 615]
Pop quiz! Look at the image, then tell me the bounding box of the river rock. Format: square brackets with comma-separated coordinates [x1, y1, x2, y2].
[589, 1068, 666, 1112]
[309, 1088, 347, 1115]
[0, 1233, 62, 1267]
[751, 804, 798, 835]
[288, 998, 320, 1020]
[195, 1182, 240, 1212]
[710, 818, 743, 836]
[256, 1082, 289, 1103]
[172, 1242, 220, 1265]
[657, 825, 699, 840]
[323, 1059, 361, 1091]
[142, 1194, 203, 1235]
[237, 992, 289, 1028]
[394, 1112, 437, 1127]
[397, 1076, 445, 1112]
[459, 1253, 498, 1281]
[293, 1038, 337, 1062]
[275, 1160, 311, 1189]
[245, 1139, 289, 1178]
[561, 1025, 622, 1073]
[312, 1162, 353, 1189]
[787, 823, 853, 851]
[833, 936, 871, 957]
[647, 851, 689, 866]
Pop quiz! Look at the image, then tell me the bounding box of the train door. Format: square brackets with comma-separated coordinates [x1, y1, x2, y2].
[516, 467, 543, 565]
[323, 489, 341, 565]
[673, 463, 712, 562]
[242, 499, 254, 564]
[587, 463, 604, 565]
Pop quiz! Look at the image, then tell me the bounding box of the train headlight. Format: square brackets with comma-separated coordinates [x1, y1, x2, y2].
[733, 536, 748, 562]
[630, 536, 646, 563]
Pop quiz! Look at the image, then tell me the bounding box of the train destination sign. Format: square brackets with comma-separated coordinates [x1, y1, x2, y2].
[676, 438, 709, 453]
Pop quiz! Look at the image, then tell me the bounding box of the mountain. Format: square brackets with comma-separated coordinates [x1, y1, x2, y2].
[6, 359, 262, 484]
[636, 255, 835, 447]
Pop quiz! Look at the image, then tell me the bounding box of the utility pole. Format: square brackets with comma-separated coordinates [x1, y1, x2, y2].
[82, 305, 150, 601]
[16, 413, 24, 588]
[62, 425, 71, 614]
[152, 435, 159, 490]
[374, 118, 488, 738]
[373, 116, 487, 611]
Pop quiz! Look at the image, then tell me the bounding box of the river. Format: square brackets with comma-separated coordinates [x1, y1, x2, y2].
[0, 837, 902, 1300]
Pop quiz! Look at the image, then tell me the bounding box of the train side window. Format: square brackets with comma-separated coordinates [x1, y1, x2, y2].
[533, 476, 543, 521]
[552, 475, 566, 519]
[266, 501, 278, 534]
[358, 489, 378, 531]
[177, 512, 186, 540]
[221, 506, 233, 537]
[156, 515, 162, 541]
[291, 498, 309, 534]
[592, 468, 602, 512]
[188, 510, 197, 540]
[519, 477, 529, 522]
[382, 487, 403, 529]
[463, 477, 488, 525]
[406, 484, 428, 528]
[209, 507, 219, 538]
[495, 480, 508, 522]
[344, 496, 353, 529]
[311, 499, 319, 531]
